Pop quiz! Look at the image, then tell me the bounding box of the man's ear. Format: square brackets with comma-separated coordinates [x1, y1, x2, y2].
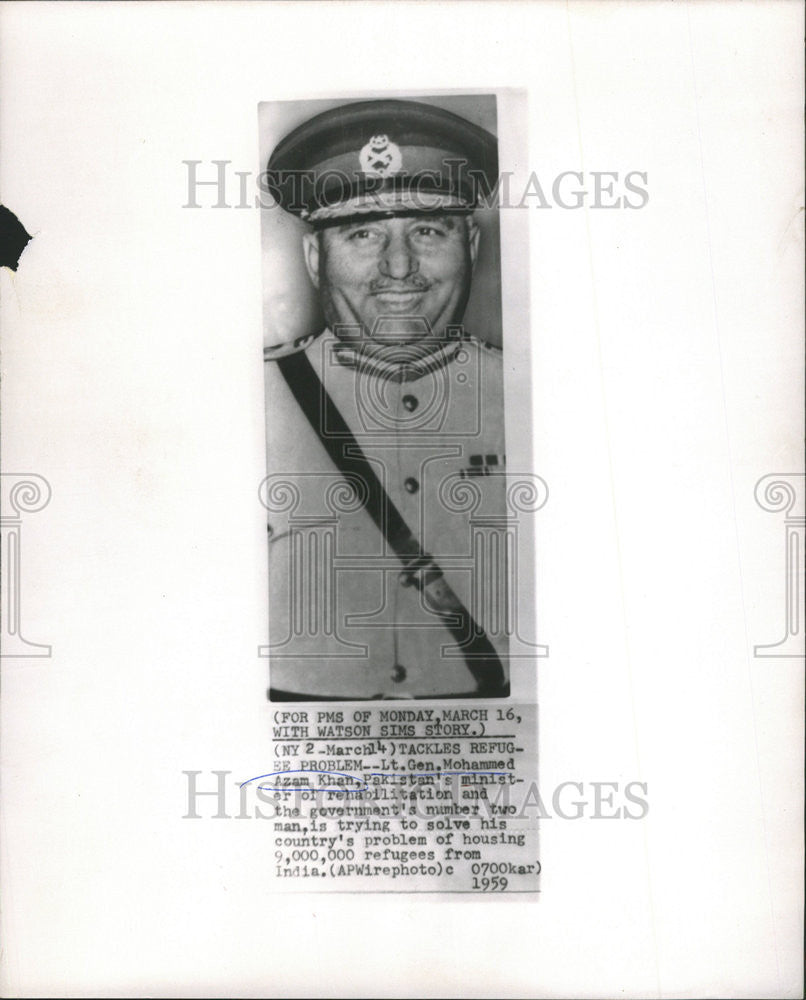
[466, 216, 480, 270]
[302, 231, 321, 289]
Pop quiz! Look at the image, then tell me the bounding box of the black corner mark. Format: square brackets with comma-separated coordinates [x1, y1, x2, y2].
[0, 205, 32, 271]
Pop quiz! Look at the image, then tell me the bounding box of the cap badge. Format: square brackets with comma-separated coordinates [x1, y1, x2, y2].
[359, 134, 402, 177]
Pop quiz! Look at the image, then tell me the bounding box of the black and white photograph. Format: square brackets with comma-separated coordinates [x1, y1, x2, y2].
[260, 94, 522, 700]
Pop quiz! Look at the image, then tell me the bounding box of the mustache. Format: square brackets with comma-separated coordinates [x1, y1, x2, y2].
[369, 277, 431, 293]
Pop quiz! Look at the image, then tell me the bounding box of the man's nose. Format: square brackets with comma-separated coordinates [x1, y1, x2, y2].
[379, 233, 417, 279]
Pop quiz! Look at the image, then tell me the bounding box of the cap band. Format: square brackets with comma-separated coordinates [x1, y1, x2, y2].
[305, 190, 469, 223]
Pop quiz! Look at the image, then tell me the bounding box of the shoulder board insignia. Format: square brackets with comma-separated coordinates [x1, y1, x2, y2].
[264, 332, 319, 362]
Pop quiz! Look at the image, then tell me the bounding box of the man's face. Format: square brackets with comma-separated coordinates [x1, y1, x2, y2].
[303, 213, 479, 345]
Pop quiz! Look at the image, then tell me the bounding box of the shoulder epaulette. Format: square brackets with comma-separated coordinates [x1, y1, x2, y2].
[264, 331, 320, 362]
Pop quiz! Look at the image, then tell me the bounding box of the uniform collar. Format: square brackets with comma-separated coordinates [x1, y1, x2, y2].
[326, 329, 467, 383]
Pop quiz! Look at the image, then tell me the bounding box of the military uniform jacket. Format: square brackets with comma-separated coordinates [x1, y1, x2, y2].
[264, 328, 508, 699]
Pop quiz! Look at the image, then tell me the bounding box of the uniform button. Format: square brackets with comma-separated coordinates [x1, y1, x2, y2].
[391, 664, 407, 683]
[404, 477, 419, 494]
[402, 394, 419, 412]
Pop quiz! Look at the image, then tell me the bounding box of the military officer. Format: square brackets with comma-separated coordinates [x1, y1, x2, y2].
[262, 99, 509, 700]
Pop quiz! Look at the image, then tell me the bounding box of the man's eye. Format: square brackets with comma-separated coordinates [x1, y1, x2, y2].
[413, 225, 445, 237]
[347, 228, 376, 240]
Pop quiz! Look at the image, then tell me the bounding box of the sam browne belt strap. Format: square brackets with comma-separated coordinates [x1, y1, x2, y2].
[274, 348, 508, 698]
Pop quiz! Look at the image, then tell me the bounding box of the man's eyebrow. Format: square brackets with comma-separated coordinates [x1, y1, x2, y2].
[411, 215, 458, 230]
[338, 220, 375, 233]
